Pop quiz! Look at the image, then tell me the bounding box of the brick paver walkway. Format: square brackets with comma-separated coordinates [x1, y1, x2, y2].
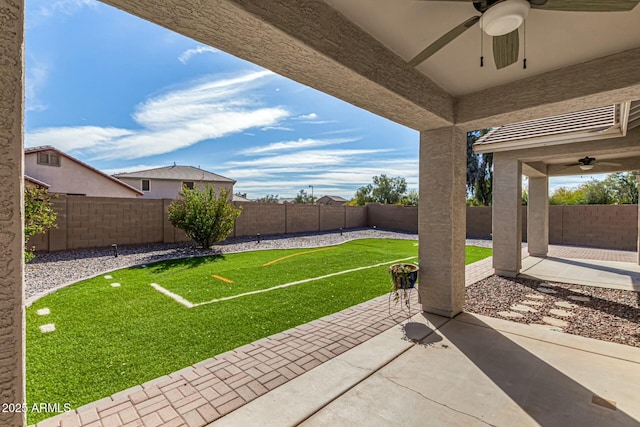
[33, 243, 636, 427]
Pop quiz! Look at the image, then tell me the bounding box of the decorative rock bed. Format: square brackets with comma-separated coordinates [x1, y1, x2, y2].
[465, 275, 640, 348]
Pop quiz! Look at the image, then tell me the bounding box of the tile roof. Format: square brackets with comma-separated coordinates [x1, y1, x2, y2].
[113, 165, 235, 183]
[473, 104, 624, 153]
[24, 175, 50, 188]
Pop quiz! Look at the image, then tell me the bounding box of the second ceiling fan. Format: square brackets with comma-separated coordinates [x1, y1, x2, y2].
[409, 0, 640, 70]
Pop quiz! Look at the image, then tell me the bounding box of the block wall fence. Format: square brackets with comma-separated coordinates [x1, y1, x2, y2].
[29, 198, 639, 252]
[29, 197, 368, 252]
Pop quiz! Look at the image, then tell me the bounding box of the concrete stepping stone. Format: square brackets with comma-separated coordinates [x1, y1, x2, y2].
[498, 311, 525, 319]
[537, 287, 557, 294]
[104, 275, 113, 279]
[521, 300, 543, 306]
[36, 308, 50, 316]
[525, 294, 545, 300]
[568, 295, 590, 302]
[39, 324, 55, 333]
[110, 283, 121, 288]
[542, 317, 568, 327]
[511, 304, 538, 313]
[549, 309, 573, 317]
[555, 301, 579, 309]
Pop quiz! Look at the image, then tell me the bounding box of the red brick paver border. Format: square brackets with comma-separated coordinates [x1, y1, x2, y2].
[34, 243, 634, 427]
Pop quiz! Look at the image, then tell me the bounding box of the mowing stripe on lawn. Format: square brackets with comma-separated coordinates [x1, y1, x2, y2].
[262, 247, 336, 267]
[150, 256, 417, 308]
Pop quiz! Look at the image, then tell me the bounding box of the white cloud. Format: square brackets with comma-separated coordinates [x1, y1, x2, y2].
[227, 149, 391, 168]
[28, 0, 96, 27]
[260, 126, 294, 132]
[25, 70, 290, 160]
[292, 112, 335, 124]
[295, 113, 317, 120]
[25, 60, 49, 112]
[241, 137, 359, 155]
[25, 127, 135, 151]
[549, 174, 606, 192]
[178, 46, 220, 64]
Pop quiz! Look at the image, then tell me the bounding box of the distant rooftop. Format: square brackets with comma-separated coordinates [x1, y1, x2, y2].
[320, 195, 348, 202]
[113, 165, 235, 183]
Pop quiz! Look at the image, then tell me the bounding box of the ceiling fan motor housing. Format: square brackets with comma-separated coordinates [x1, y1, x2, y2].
[479, 0, 531, 36]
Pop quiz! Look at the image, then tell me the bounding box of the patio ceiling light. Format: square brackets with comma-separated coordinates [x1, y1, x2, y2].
[480, 0, 530, 37]
[579, 164, 594, 171]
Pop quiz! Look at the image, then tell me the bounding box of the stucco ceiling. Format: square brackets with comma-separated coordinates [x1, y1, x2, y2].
[323, 0, 640, 96]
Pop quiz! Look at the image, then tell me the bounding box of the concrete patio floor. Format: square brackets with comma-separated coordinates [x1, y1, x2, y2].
[215, 312, 640, 427]
[520, 256, 640, 291]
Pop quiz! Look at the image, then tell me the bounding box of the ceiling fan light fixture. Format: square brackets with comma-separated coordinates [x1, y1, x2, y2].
[579, 164, 594, 171]
[480, 0, 530, 37]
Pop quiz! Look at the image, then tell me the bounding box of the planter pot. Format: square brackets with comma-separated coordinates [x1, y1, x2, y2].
[389, 263, 419, 290]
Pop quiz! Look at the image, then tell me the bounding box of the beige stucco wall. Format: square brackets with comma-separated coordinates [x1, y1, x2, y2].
[118, 177, 233, 199]
[24, 152, 139, 198]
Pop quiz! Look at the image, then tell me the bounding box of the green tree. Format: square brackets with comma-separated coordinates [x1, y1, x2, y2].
[257, 194, 279, 203]
[350, 186, 375, 206]
[400, 190, 419, 206]
[167, 185, 241, 248]
[549, 187, 583, 205]
[580, 179, 612, 204]
[294, 189, 314, 204]
[602, 172, 638, 204]
[466, 129, 493, 206]
[24, 186, 57, 262]
[351, 175, 408, 206]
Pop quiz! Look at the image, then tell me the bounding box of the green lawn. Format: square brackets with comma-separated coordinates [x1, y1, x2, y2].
[26, 239, 491, 423]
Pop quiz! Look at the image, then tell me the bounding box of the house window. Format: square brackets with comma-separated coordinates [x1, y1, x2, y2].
[37, 152, 61, 167]
[183, 181, 194, 190]
[141, 179, 150, 192]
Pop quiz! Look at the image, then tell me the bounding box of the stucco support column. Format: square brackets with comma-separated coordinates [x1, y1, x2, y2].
[418, 127, 466, 318]
[0, 1, 26, 426]
[493, 153, 522, 277]
[636, 172, 640, 265]
[527, 176, 549, 257]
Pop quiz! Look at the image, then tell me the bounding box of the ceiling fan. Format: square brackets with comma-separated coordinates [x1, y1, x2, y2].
[409, 0, 640, 70]
[564, 156, 622, 171]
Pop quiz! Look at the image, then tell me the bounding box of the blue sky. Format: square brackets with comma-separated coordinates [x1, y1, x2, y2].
[23, 0, 598, 199]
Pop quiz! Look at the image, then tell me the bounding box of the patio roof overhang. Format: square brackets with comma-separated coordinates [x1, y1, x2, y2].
[472, 100, 640, 177]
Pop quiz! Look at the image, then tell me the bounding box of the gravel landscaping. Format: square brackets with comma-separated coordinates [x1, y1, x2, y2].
[465, 275, 640, 348]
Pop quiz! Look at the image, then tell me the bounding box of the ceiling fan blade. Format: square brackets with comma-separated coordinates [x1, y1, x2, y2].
[493, 28, 519, 70]
[408, 16, 479, 67]
[564, 163, 582, 167]
[531, 0, 639, 12]
[597, 161, 623, 166]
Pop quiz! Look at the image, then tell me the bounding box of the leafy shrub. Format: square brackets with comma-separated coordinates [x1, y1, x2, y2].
[167, 185, 242, 249]
[24, 186, 57, 262]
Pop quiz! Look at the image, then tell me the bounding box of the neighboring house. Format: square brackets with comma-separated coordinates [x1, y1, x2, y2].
[317, 195, 348, 206]
[113, 165, 235, 199]
[24, 146, 143, 198]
